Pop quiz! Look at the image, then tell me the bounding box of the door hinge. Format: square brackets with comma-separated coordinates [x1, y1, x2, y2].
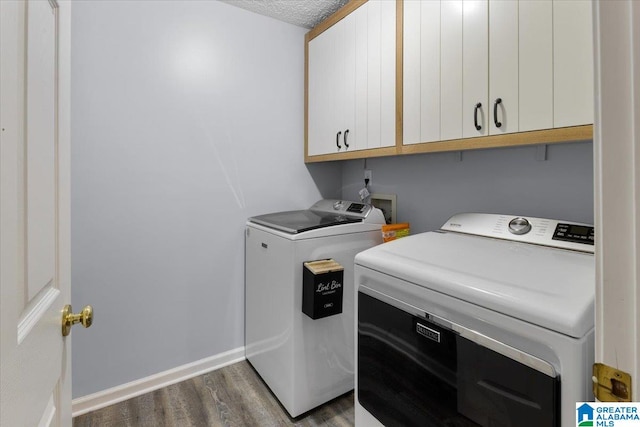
[593, 363, 632, 402]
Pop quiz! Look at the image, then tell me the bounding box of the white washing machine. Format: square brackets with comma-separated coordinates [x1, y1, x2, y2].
[354, 213, 594, 427]
[245, 199, 385, 417]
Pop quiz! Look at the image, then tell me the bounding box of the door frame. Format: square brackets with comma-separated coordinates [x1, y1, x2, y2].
[593, 0, 640, 399]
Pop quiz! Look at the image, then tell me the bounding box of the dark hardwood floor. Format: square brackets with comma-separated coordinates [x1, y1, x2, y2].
[72, 360, 354, 427]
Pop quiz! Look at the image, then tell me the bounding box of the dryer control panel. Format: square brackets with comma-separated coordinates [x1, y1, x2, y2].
[441, 213, 594, 253]
[552, 223, 595, 245]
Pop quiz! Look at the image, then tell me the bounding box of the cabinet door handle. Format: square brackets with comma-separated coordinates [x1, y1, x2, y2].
[474, 102, 482, 131]
[344, 129, 349, 149]
[336, 131, 342, 150]
[493, 98, 503, 128]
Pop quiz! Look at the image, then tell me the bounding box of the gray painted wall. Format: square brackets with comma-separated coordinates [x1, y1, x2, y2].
[71, 1, 340, 398]
[341, 141, 594, 233]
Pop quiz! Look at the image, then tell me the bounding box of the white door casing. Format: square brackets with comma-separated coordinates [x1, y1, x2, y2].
[593, 0, 639, 399]
[0, 0, 72, 425]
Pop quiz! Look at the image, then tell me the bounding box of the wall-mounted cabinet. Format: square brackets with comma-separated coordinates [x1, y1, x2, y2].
[404, 0, 593, 146]
[306, 0, 396, 159]
[553, 0, 594, 127]
[307, 13, 353, 156]
[305, 0, 593, 163]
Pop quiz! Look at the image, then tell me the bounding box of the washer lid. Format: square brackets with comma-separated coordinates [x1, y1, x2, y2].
[248, 199, 384, 234]
[355, 231, 595, 338]
[249, 209, 362, 234]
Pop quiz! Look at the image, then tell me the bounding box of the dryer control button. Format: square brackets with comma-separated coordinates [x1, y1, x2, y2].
[508, 217, 532, 235]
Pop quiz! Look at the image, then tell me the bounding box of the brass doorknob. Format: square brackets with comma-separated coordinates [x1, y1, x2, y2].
[62, 304, 93, 337]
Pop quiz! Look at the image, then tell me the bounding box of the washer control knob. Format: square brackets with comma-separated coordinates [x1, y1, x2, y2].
[508, 217, 532, 235]
[333, 200, 344, 211]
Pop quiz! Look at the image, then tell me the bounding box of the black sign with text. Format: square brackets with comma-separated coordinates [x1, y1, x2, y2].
[302, 260, 344, 320]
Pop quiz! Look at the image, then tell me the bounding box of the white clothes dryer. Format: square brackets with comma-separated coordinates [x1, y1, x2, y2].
[354, 213, 595, 427]
[245, 199, 385, 417]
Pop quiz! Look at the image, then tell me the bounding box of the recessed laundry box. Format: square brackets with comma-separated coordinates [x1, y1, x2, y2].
[245, 199, 385, 417]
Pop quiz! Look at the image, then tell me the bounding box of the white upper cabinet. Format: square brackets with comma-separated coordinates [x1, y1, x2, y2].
[307, 0, 396, 158]
[374, 0, 396, 150]
[553, 0, 593, 127]
[440, 0, 463, 141]
[308, 0, 593, 161]
[402, 0, 593, 146]
[462, 0, 488, 138]
[403, 0, 440, 144]
[308, 22, 333, 156]
[489, 0, 519, 135]
[308, 16, 353, 156]
[341, 13, 357, 152]
[354, 4, 368, 152]
[518, 0, 553, 132]
[404, 0, 461, 145]
[491, 0, 554, 134]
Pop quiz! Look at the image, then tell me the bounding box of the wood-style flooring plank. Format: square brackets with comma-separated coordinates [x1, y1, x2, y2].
[73, 361, 354, 427]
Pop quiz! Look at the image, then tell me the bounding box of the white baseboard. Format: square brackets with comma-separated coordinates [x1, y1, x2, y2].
[71, 346, 245, 418]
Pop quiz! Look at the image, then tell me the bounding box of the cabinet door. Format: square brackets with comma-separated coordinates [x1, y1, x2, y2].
[553, 0, 593, 127]
[307, 1, 395, 157]
[308, 16, 358, 156]
[486, 0, 555, 135]
[379, 0, 396, 148]
[519, 0, 553, 132]
[402, 0, 421, 145]
[341, 13, 357, 152]
[354, 4, 368, 151]
[363, 0, 396, 150]
[367, 0, 382, 148]
[403, 0, 441, 145]
[489, 0, 518, 135]
[462, 0, 488, 138]
[441, 0, 463, 141]
[308, 23, 339, 156]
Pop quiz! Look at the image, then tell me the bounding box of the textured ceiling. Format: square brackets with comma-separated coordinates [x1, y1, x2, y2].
[220, 0, 349, 29]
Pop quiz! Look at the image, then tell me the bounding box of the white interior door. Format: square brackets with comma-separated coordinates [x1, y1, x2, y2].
[593, 0, 639, 400]
[1, 0, 73, 425]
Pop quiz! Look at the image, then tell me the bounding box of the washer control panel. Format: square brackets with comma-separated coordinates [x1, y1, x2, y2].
[311, 199, 373, 219]
[441, 213, 594, 253]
